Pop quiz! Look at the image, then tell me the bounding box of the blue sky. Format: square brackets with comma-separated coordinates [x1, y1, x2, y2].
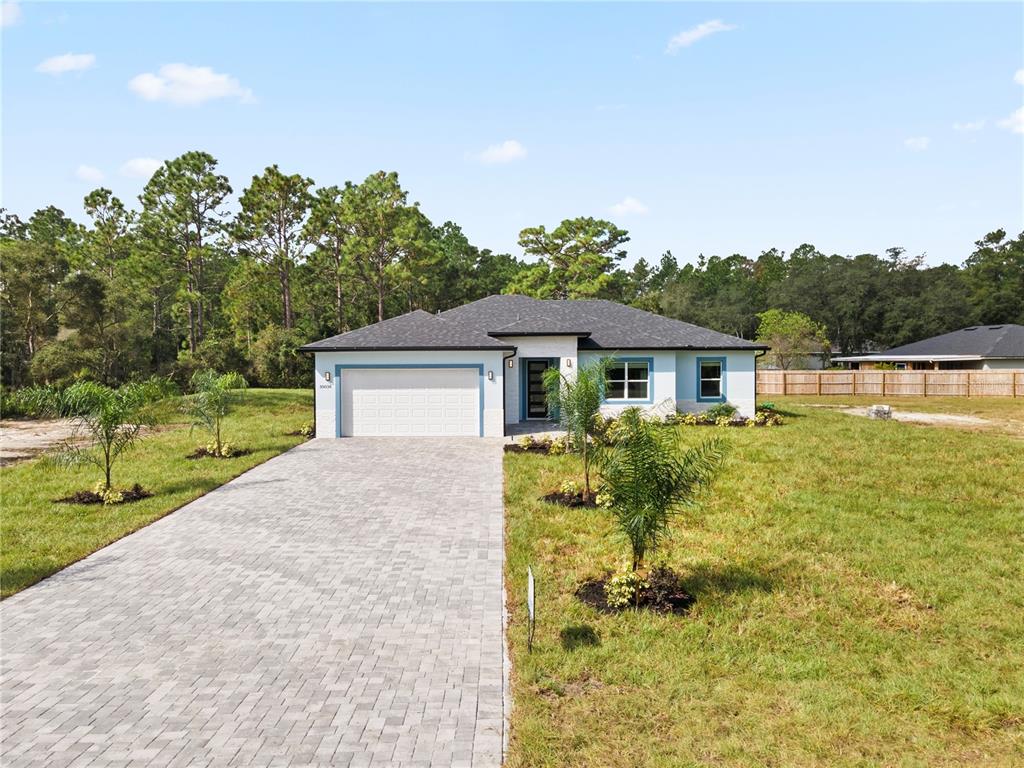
[3, 1, 1022, 267]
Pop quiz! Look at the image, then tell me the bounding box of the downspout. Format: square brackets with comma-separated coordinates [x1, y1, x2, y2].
[501, 348, 517, 438]
[754, 349, 767, 408]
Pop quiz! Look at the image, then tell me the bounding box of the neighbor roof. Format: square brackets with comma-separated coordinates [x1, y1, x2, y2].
[301, 296, 766, 352]
[299, 309, 515, 351]
[834, 324, 1024, 362]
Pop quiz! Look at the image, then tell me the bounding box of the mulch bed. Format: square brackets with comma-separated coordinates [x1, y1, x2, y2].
[186, 447, 252, 460]
[504, 444, 552, 455]
[542, 490, 598, 509]
[576, 567, 696, 615]
[55, 484, 153, 506]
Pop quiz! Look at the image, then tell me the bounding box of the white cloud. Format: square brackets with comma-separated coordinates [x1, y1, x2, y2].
[128, 63, 254, 107]
[903, 136, 930, 151]
[36, 52, 96, 75]
[1015, 69, 1024, 86]
[478, 139, 527, 165]
[1, 1, 21, 27]
[119, 157, 162, 179]
[998, 107, 1024, 134]
[75, 165, 104, 183]
[666, 20, 736, 54]
[952, 120, 985, 132]
[609, 197, 649, 216]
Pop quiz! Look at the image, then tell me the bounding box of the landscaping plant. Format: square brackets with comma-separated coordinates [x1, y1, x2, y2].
[598, 408, 725, 571]
[28, 379, 165, 491]
[542, 356, 614, 500]
[183, 369, 248, 456]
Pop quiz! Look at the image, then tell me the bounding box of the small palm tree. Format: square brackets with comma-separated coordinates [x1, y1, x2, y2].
[183, 370, 248, 455]
[598, 408, 726, 571]
[30, 380, 162, 490]
[543, 357, 614, 500]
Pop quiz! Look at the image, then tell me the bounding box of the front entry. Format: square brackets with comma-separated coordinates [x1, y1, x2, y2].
[524, 359, 553, 420]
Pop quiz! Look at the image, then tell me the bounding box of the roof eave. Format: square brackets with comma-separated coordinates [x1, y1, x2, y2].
[300, 344, 515, 353]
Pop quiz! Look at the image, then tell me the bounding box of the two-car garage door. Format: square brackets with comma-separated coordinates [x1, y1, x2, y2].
[340, 368, 479, 437]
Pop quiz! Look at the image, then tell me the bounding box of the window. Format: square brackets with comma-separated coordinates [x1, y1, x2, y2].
[698, 359, 724, 400]
[606, 360, 649, 400]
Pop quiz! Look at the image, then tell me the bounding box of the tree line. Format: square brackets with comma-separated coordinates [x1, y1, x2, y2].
[2, 149, 1022, 389]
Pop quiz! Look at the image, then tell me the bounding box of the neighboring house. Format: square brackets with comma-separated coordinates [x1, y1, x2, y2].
[833, 324, 1024, 371]
[300, 295, 767, 438]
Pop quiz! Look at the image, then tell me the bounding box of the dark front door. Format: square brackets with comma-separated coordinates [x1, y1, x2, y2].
[526, 360, 551, 419]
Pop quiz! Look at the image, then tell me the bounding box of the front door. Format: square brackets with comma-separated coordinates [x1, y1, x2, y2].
[526, 360, 551, 419]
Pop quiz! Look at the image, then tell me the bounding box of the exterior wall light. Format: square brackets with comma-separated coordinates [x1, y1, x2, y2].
[565, 359, 572, 367]
[323, 371, 332, 382]
[507, 358, 514, 368]
[487, 370, 494, 381]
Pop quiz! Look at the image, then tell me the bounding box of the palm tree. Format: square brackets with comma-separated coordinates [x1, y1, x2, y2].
[598, 408, 726, 571]
[183, 370, 248, 454]
[543, 357, 614, 500]
[30, 380, 162, 490]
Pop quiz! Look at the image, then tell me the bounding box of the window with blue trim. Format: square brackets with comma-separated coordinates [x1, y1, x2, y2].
[699, 359, 724, 399]
[606, 361, 649, 400]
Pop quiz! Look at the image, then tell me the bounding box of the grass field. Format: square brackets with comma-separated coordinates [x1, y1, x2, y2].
[504, 399, 1024, 767]
[0, 389, 311, 599]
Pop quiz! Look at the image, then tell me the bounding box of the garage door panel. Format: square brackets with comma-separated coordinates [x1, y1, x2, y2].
[341, 368, 479, 437]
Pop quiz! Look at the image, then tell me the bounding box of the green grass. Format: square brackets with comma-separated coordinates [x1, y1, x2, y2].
[0, 388, 312, 599]
[504, 401, 1024, 767]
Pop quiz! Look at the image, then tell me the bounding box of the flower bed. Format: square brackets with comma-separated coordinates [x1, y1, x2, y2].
[56, 483, 153, 506]
[576, 566, 695, 615]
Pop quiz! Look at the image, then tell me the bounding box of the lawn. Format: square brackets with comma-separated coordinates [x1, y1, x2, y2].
[504, 400, 1024, 767]
[0, 388, 311, 599]
[771, 394, 1024, 438]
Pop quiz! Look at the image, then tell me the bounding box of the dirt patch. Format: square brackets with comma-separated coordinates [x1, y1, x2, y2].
[0, 419, 79, 466]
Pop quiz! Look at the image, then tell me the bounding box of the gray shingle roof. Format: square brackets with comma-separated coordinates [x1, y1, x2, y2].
[299, 309, 515, 351]
[442, 295, 766, 350]
[883, 324, 1024, 358]
[302, 295, 766, 352]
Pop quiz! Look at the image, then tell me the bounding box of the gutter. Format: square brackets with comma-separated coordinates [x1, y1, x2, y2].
[501, 348, 517, 438]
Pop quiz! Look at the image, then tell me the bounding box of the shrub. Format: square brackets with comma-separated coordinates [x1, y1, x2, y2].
[604, 570, 649, 609]
[251, 326, 308, 388]
[704, 402, 737, 421]
[547, 436, 567, 455]
[298, 422, 315, 438]
[559, 479, 581, 496]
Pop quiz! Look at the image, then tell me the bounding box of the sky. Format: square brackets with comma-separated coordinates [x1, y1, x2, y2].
[2, 1, 1022, 268]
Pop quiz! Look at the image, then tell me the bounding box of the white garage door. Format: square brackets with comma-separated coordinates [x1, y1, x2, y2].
[341, 368, 479, 437]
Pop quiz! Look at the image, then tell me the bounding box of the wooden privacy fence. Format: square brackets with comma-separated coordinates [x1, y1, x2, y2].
[757, 369, 1024, 398]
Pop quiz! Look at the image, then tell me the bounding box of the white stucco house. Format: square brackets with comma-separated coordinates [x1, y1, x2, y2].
[301, 295, 768, 438]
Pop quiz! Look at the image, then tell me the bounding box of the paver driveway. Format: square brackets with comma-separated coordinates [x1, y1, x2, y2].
[0, 438, 506, 767]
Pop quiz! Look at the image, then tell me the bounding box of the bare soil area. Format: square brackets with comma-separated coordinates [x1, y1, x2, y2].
[0, 419, 79, 466]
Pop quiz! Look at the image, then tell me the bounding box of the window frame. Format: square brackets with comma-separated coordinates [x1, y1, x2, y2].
[603, 357, 654, 404]
[696, 356, 727, 402]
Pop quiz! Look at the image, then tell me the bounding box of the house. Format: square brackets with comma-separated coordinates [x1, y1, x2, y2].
[300, 295, 767, 438]
[833, 324, 1024, 371]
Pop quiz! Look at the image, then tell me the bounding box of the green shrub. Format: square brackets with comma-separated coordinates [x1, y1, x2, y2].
[705, 402, 737, 421]
[251, 326, 308, 388]
[604, 570, 649, 609]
